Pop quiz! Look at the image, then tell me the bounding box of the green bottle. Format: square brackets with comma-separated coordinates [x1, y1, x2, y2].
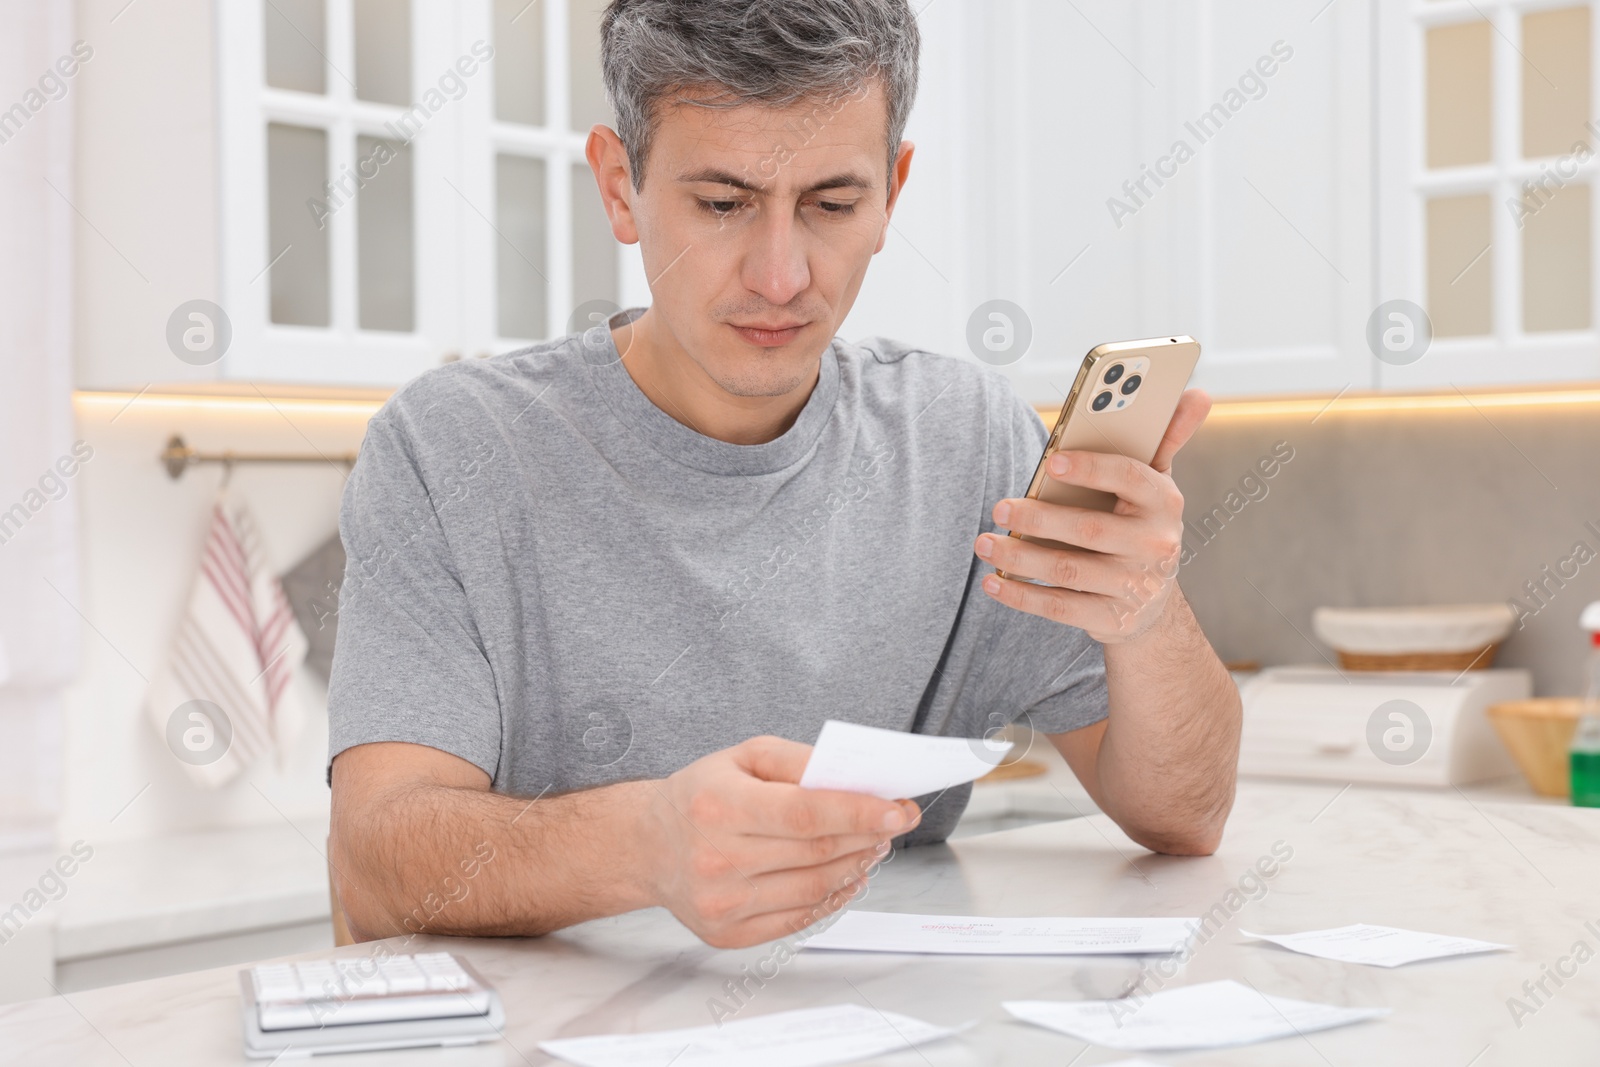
[1570, 602, 1600, 808]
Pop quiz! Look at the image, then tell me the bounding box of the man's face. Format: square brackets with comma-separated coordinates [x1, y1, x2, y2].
[622, 82, 909, 398]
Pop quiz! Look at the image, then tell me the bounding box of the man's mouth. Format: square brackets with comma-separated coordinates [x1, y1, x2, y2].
[729, 321, 808, 348]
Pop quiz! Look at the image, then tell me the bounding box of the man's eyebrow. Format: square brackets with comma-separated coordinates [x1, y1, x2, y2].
[676, 168, 876, 194]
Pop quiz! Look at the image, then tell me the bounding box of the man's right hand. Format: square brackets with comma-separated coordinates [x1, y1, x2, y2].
[639, 735, 921, 949]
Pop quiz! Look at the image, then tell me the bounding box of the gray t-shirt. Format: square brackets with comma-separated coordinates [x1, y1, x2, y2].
[327, 310, 1107, 844]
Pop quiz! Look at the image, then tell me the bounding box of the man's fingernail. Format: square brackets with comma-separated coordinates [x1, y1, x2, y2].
[975, 535, 993, 559]
[983, 574, 1001, 595]
[1050, 453, 1071, 476]
[994, 501, 1012, 524]
[882, 808, 906, 831]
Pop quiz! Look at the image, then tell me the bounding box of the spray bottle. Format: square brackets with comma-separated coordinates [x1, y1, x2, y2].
[1569, 601, 1600, 807]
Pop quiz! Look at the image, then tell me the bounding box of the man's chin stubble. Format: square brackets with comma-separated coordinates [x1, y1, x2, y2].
[710, 362, 817, 399]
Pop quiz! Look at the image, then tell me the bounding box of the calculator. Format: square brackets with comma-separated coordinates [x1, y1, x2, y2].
[239, 951, 505, 1058]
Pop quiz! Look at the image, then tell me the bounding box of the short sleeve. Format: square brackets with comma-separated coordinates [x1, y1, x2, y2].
[325, 412, 502, 782]
[964, 381, 1110, 736]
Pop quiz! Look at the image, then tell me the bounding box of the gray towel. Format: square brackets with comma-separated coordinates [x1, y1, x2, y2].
[280, 533, 345, 684]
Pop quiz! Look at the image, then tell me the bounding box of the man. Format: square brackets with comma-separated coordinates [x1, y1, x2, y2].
[328, 0, 1240, 951]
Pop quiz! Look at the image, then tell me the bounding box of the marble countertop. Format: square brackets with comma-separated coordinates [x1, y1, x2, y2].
[0, 817, 334, 979]
[4, 778, 1597, 1065]
[53, 818, 333, 961]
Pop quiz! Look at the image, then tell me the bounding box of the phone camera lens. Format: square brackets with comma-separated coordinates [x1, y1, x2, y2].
[1120, 374, 1142, 396]
[1092, 391, 1113, 411]
[1102, 363, 1125, 385]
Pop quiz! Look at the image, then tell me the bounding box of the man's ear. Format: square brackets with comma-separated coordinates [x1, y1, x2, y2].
[875, 140, 916, 255]
[585, 125, 640, 245]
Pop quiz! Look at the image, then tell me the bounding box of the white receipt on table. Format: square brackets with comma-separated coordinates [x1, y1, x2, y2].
[537, 1003, 966, 1067]
[802, 911, 1197, 956]
[1241, 923, 1512, 967]
[798, 719, 1010, 801]
[1003, 979, 1387, 1052]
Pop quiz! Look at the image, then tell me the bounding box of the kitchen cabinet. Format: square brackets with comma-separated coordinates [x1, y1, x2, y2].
[74, 0, 645, 390]
[1375, 0, 1600, 390]
[909, 0, 1597, 403]
[70, 0, 1598, 397]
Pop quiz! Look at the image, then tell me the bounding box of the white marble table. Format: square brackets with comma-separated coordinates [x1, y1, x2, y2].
[4, 780, 1598, 1066]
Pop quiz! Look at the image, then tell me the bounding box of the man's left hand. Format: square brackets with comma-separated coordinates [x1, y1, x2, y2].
[973, 389, 1212, 643]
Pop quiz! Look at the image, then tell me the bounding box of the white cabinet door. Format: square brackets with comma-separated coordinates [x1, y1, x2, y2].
[218, 0, 461, 384]
[455, 0, 642, 364]
[856, 0, 1379, 405]
[215, 0, 636, 386]
[1375, 0, 1598, 391]
[1162, 0, 1376, 399]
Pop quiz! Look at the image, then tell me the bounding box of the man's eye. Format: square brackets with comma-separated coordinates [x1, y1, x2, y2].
[813, 200, 858, 216]
[699, 199, 744, 217]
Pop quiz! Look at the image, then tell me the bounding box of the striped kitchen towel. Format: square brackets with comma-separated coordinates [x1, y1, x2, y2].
[145, 489, 308, 788]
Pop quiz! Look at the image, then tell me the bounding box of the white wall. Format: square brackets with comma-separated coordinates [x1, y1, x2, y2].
[1, 0, 80, 853]
[72, 0, 221, 391]
[57, 395, 370, 845]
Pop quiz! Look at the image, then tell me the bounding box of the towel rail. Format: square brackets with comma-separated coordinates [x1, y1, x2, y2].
[160, 434, 356, 481]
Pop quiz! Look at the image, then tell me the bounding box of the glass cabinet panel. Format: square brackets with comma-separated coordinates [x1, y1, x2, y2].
[356, 135, 416, 331]
[354, 0, 412, 105]
[266, 122, 331, 326]
[264, 0, 327, 95]
[496, 154, 549, 339]
[572, 160, 618, 310]
[1522, 6, 1592, 158]
[1426, 193, 1493, 338]
[1426, 21, 1492, 168]
[495, 0, 545, 126]
[569, 0, 612, 130]
[1523, 181, 1592, 332]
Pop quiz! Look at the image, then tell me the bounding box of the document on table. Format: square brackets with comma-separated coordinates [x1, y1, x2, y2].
[537, 1003, 965, 1067]
[802, 911, 1198, 956]
[798, 720, 1011, 801]
[1241, 924, 1512, 967]
[1003, 979, 1388, 1052]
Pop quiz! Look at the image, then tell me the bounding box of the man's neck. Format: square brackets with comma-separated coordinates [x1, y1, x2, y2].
[611, 308, 821, 446]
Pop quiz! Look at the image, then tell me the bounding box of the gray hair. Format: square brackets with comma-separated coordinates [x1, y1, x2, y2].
[600, 0, 920, 190]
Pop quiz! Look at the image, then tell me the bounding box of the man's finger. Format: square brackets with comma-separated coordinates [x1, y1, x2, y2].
[734, 734, 815, 784]
[745, 846, 883, 916]
[982, 573, 1128, 635]
[733, 832, 892, 876]
[990, 499, 1139, 555]
[1039, 449, 1166, 510]
[978, 534, 1127, 594]
[748, 785, 918, 839]
[719, 890, 865, 948]
[1150, 388, 1212, 474]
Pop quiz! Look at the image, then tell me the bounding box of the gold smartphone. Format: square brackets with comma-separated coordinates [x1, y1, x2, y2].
[999, 336, 1201, 573]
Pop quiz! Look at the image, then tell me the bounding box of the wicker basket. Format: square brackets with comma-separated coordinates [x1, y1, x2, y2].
[1335, 642, 1501, 672]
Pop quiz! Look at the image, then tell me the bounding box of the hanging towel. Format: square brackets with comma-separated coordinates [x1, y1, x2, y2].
[280, 532, 346, 685]
[145, 489, 309, 788]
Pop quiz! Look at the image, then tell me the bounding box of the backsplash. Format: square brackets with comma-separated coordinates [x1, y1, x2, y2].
[65, 385, 1599, 846]
[1166, 395, 1600, 696]
[60, 394, 367, 844]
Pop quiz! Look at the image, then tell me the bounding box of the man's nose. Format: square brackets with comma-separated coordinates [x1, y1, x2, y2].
[740, 205, 812, 308]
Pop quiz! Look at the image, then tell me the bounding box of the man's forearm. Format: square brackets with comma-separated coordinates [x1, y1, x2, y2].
[1097, 586, 1241, 853]
[331, 777, 657, 941]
